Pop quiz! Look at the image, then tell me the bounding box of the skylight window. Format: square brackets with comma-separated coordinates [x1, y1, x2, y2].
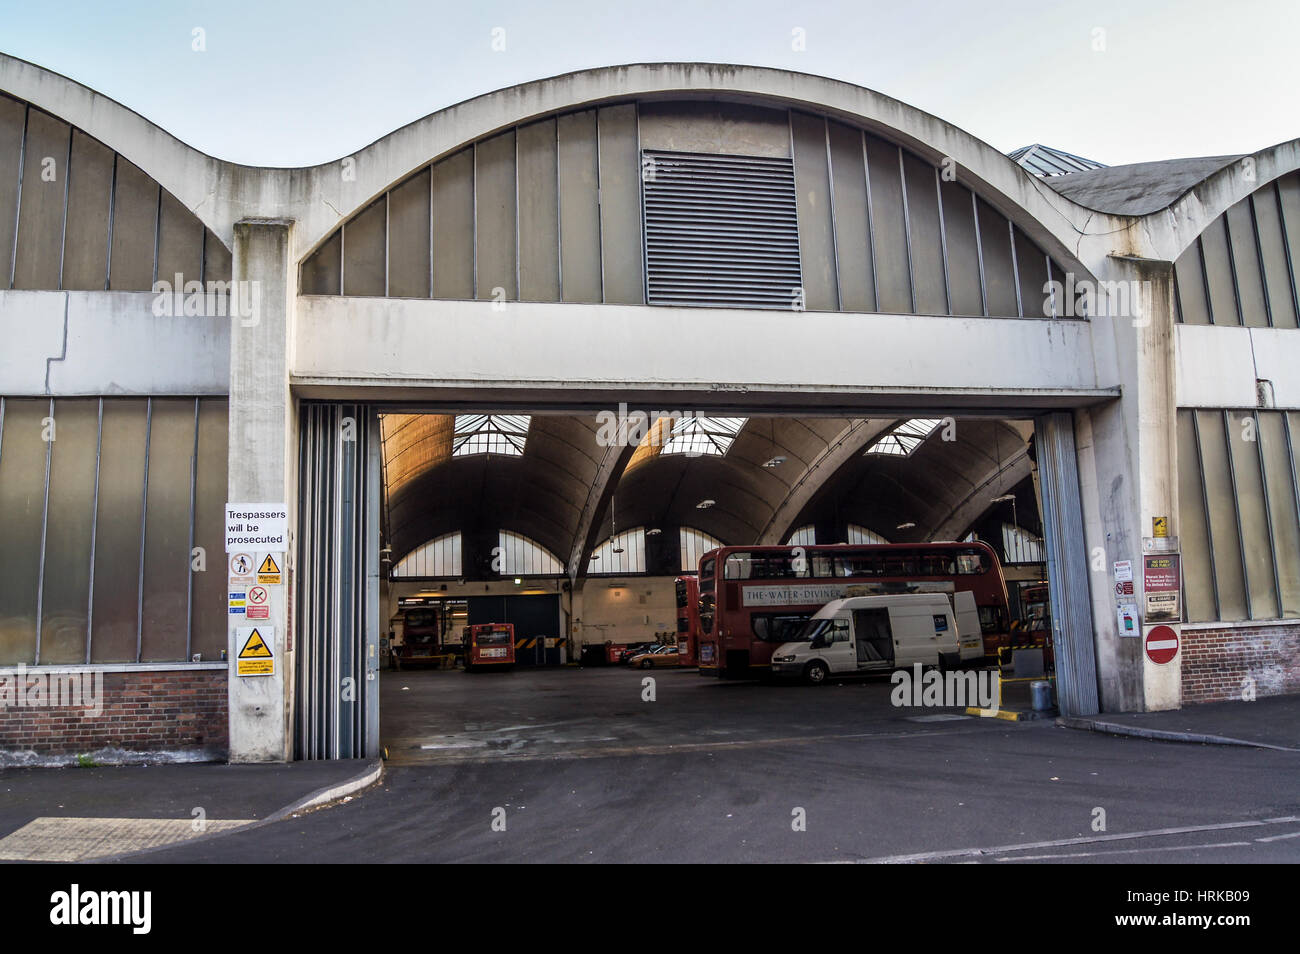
[451, 414, 530, 457]
[865, 419, 942, 457]
[660, 416, 746, 457]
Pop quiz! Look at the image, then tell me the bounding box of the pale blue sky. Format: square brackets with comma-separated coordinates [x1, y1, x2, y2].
[0, 0, 1296, 167]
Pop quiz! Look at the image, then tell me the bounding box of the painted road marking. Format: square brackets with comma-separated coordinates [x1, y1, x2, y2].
[848, 816, 1300, 864]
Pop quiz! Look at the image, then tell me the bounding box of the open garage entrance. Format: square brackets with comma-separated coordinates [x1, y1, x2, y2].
[293, 402, 1099, 760]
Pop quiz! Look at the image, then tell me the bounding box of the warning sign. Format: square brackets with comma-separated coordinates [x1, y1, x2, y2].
[225, 503, 288, 553]
[236, 626, 275, 677]
[257, 553, 282, 585]
[247, 585, 270, 620]
[1153, 516, 1168, 538]
[229, 552, 254, 583]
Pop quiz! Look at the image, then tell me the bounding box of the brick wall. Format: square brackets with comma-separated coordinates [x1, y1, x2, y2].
[1181, 623, 1300, 704]
[0, 667, 228, 757]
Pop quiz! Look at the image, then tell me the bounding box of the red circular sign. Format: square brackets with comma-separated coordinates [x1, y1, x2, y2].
[1145, 625, 1179, 664]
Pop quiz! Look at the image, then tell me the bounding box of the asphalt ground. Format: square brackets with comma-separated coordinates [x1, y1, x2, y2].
[103, 666, 1300, 863]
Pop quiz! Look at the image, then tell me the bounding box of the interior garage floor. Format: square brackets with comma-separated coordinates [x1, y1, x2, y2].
[379, 665, 1009, 764]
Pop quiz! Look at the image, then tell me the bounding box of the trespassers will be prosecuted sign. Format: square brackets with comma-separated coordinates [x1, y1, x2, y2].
[225, 503, 288, 553]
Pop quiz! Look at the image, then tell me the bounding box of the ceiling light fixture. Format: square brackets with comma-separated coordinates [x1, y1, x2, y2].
[697, 499, 716, 509]
[896, 521, 916, 530]
[763, 456, 786, 468]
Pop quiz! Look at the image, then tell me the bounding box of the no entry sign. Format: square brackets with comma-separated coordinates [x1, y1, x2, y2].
[1145, 625, 1179, 664]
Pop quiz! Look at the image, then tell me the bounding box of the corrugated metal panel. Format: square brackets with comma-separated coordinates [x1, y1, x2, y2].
[296, 404, 380, 760]
[642, 149, 801, 309]
[1034, 412, 1099, 716]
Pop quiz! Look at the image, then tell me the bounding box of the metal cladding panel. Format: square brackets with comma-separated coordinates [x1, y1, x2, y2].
[827, 121, 873, 312]
[557, 109, 601, 303]
[156, 190, 204, 288]
[940, 180, 983, 317]
[864, 135, 909, 314]
[1173, 241, 1210, 325]
[296, 404, 379, 760]
[1279, 175, 1300, 316]
[1260, 413, 1300, 617]
[431, 148, 475, 299]
[1226, 200, 1269, 328]
[1254, 187, 1298, 328]
[597, 105, 644, 305]
[475, 129, 517, 301]
[139, 399, 193, 662]
[301, 231, 341, 296]
[192, 400, 229, 661]
[643, 149, 802, 310]
[1014, 227, 1049, 319]
[108, 158, 158, 292]
[88, 400, 147, 663]
[0, 96, 23, 287]
[38, 399, 97, 664]
[637, 101, 791, 158]
[902, 151, 946, 316]
[975, 198, 1018, 317]
[61, 130, 115, 291]
[1227, 411, 1277, 618]
[516, 118, 559, 302]
[1196, 411, 1247, 620]
[13, 109, 69, 290]
[343, 197, 385, 297]
[386, 168, 431, 299]
[1199, 217, 1239, 326]
[204, 231, 232, 282]
[0, 399, 46, 663]
[1034, 412, 1099, 717]
[791, 112, 837, 312]
[1176, 411, 1216, 622]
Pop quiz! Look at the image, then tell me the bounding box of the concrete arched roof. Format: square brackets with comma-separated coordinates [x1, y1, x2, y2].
[0, 53, 1105, 274]
[286, 62, 1103, 275]
[0, 52, 235, 237]
[1144, 138, 1300, 262]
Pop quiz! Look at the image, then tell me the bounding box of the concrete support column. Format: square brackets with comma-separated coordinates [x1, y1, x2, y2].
[1079, 255, 1180, 712]
[227, 220, 296, 762]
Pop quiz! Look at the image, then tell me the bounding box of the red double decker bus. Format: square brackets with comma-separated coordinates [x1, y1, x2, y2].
[695, 542, 1012, 678]
[674, 576, 700, 666]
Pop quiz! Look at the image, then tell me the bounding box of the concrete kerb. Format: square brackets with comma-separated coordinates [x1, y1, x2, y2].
[89, 758, 385, 863]
[1057, 716, 1300, 753]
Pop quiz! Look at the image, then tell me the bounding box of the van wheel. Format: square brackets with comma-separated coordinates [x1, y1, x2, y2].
[804, 661, 829, 685]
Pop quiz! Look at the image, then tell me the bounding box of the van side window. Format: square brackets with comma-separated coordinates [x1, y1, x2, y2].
[830, 619, 851, 643]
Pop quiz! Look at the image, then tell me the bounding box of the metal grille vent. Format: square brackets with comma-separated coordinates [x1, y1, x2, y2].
[642, 150, 802, 309]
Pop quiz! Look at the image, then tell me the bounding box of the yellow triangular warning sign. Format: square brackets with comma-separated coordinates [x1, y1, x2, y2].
[239, 629, 273, 658]
[257, 554, 280, 575]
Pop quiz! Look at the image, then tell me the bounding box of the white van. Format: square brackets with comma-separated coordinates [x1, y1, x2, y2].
[770, 592, 984, 685]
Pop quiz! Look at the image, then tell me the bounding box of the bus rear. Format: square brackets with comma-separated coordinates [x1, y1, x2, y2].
[464, 623, 516, 671]
[674, 576, 699, 665]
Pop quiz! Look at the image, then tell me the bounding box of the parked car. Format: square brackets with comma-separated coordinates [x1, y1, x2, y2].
[627, 646, 680, 669]
[619, 642, 662, 664]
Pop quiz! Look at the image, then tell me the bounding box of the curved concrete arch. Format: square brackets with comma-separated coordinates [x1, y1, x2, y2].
[0, 52, 247, 238]
[285, 63, 1104, 273]
[1, 55, 1114, 275]
[929, 450, 1032, 541]
[1146, 138, 1300, 263]
[756, 419, 893, 544]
